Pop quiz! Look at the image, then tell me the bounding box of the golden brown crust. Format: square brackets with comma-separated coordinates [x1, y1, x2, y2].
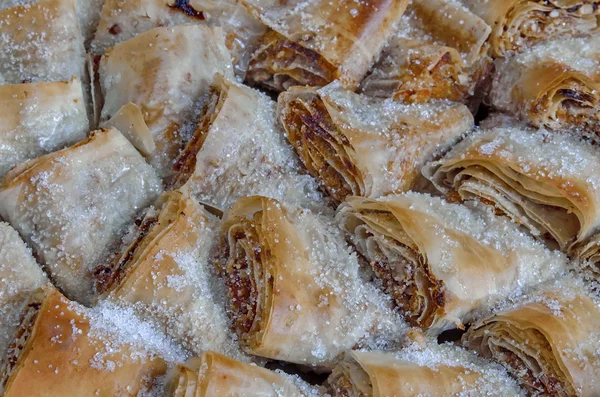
[166, 351, 309, 396]
[98, 190, 240, 358]
[361, 0, 492, 104]
[328, 348, 522, 396]
[424, 121, 600, 251]
[2, 288, 166, 397]
[465, 285, 600, 397]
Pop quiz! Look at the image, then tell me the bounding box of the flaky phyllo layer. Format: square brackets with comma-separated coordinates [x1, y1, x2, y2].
[0, 0, 86, 85]
[98, 24, 234, 176]
[1, 287, 169, 396]
[465, 281, 600, 397]
[172, 86, 224, 189]
[462, 0, 600, 57]
[246, 30, 337, 92]
[425, 120, 600, 252]
[336, 193, 566, 334]
[218, 196, 403, 366]
[0, 78, 88, 180]
[530, 69, 600, 134]
[94, 189, 241, 358]
[92, 0, 265, 79]
[278, 84, 473, 203]
[361, 41, 470, 103]
[242, 0, 409, 92]
[327, 346, 523, 397]
[337, 201, 444, 329]
[361, 0, 492, 104]
[172, 75, 323, 212]
[166, 351, 313, 397]
[0, 290, 44, 395]
[491, 37, 600, 135]
[0, 128, 162, 305]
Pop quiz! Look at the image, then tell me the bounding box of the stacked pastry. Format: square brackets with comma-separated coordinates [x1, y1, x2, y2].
[216, 195, 405, 368]
[465, 276, 600, 396]
[360, 0, 492, 104]
[490, 36, 600, 136]
[336, 193, 567, 333]
[1, 0, 600, 395]
[97, 24, 235, 175]
[0, 127, 162, 304]
[94, 189, 245, 360]
[172, 75, 324, 211]
[461, 0, 599, 57]
[424, 117, 600, 254]
[278, 83, 474, 202]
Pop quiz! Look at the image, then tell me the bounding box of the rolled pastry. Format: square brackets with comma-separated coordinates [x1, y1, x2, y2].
[95, 189, 243, 359]
[462, 0, 600, 57]
[465, 278, 600, 396]
[424, 119, 600, 251]
[360, 0, 492, 103]
[166, 351, 320, 396]
[99, 25, 234, 175]
[217, 196, 405, 367]
[243, 0, 410, 91]
[92, 0, 265, 78]
[278, 83, 474, 203]
[0, 223, 47, 360]
[0, 78, 88, 179]
[336, 192, 567, 333]
[0, 287, 168, 396]
[490, 36, 600, 136]
[0, 128, 162, 304]
[327, 344, 523, 396]
[174, 75, 324, 211]
[0, 0, 86, 84]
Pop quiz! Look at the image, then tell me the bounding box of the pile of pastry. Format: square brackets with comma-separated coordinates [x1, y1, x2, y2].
[1, 0, 599, 395]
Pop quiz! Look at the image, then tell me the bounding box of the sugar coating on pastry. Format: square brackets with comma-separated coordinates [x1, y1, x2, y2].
[0, 223, 47, 356]
[101, 192, 247, 361]
[179, 78, 326, 212]
[392, 342, 524, 395]
[0, 0, 86, 84]
[0, 128, 163, 304]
